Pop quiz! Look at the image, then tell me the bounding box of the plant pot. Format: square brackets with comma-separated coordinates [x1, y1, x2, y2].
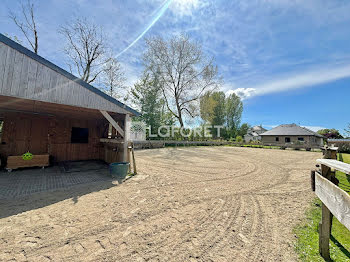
[109, 162, 130, 180]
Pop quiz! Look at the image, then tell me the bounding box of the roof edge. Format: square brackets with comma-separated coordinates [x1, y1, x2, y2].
[0, 33, 140, 116]
[260, 124, 324, 137]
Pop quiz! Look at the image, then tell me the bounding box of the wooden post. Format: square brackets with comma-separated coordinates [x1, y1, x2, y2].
[123, 114, 130, 162]
[108, 123, 112, 138]
[311, 170, 316, 191]
[319, 164, 332, 261]
[318, 146, 337, 260]
[128, 142, 137, 175]
[131, 143, 137, 174]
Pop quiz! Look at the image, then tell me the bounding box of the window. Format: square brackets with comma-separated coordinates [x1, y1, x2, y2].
[285, 137, 291, 143]
[298, 137, 304, 141]
[71, 127, 89, 143]
[275, 137, 279, 142]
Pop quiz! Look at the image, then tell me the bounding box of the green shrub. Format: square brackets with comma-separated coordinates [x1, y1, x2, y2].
[236, 136, 243, 143]
[337, 142, 350, 154]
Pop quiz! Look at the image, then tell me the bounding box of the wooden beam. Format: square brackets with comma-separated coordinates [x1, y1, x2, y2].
[100, 138, 124, 144]
[316, 159, 350, 175]
[100, 110, 124, 137]
[315, 172, 350, 231]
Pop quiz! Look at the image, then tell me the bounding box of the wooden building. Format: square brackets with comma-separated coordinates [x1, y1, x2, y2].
[0, 34, 140, 170]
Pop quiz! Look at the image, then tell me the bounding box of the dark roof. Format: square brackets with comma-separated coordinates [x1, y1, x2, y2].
[0, 33, 140, 116]
[260, 124, 323, 137]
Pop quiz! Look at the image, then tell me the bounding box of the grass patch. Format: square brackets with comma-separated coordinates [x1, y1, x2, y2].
[336, 153, 350, 194]
[294, 153, 350, 261]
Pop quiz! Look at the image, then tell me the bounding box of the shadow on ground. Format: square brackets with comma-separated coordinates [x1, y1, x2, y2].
[0, 180, 118, 219]
[0, 160, 122, 218]
[331, 235, 350, 260]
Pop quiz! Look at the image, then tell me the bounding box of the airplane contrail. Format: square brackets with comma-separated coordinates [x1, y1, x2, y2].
[116, 0, 173, 58]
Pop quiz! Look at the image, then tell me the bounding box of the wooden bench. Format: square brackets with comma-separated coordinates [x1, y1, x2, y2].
[6, 154, 49, 171]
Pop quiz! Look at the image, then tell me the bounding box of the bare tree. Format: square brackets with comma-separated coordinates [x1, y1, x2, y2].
[59, 18, 109, 84]
[102, 58, 126, 98]
[345, 124, 350, 138]
[143, 34, 221, 127]
[9, 0, 38, 53]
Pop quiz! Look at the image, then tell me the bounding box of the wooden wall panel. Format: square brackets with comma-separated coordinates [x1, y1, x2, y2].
[0, 112, 106, 163]
[0, 43, 9, 90]
[48, 69, 58, 102]
[48, 117, 105, 162]
[11, 51, 24, 96]
[0, 42, 131, 115]
[2, 46, 16, 96]
[19, 54, 29, 97]
[30, 117, 48, 154]
[26, 59, 38, 98]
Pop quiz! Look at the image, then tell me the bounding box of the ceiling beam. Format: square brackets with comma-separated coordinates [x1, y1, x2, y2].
[100, 110, 124, 137]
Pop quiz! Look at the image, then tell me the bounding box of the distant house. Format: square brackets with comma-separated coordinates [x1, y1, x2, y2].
[244, 125, 267, 143]
[260, 124, 324, 147]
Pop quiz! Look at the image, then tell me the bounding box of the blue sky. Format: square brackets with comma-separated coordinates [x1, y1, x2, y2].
[1, 0, 350, 134]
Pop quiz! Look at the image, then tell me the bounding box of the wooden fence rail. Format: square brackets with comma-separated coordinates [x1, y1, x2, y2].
[314, 170, 350, 230]
[311, 147, 350, 260]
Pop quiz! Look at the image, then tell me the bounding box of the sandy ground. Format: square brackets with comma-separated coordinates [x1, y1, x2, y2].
[0, 147, 321, 261]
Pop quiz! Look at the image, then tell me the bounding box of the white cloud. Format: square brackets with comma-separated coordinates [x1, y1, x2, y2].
[255, 64, 350, 94]
[302, 126, 326, 132]
[226, 88, 256, 100]
[225, 63, 350, 99]
[169, 0, 203, 16]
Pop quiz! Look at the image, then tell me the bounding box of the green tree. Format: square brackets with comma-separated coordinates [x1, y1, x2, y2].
[200, 91, 226, 137]
[130, 74, 174, 137]
[317, 128, 343, 139]
[143, 34, 221, 127]
[225, 93, 243, 138]
[237, 123, 250, 137]
[200, 91, 243, 139]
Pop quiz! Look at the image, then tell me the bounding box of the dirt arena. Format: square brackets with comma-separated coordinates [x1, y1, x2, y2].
[0, 147, 321, 261]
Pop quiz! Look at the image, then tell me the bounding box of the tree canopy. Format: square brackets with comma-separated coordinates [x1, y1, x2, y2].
[200, 91, 243, 138]
[143, 34, 221, 127]
[317, 128, 343, 139]
[345, 124, 350, 138]
[130, 74, 174, 134]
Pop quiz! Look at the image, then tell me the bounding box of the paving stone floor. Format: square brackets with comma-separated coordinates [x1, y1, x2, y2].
[0, 162, 111, 199]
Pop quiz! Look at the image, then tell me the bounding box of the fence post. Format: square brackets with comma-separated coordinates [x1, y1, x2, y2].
[318, 146, 337, 260]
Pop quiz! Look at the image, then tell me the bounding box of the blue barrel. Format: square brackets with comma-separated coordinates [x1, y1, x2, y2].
[109, 162, 130, 179]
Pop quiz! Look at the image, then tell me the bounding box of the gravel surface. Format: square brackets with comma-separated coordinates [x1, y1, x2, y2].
[0, 147, 321, 261]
